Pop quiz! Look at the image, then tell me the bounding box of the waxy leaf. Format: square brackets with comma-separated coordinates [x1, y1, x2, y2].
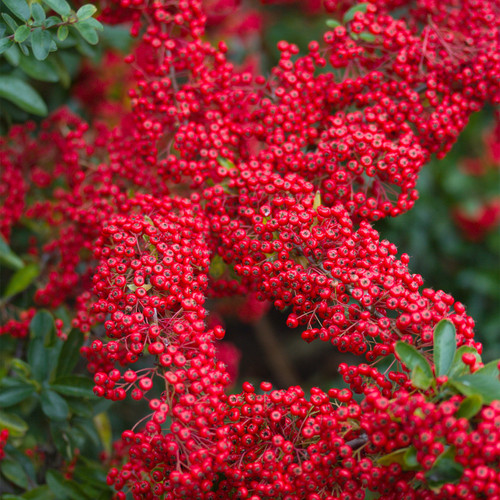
[31, 3, 47, 24]
[0, 234, 24, 270]
[0, 76, 47, 116]
[14, 25, 30, 43]
[31, 28, 53, 60]
[0, 383, 35, 407]
[343, 3, 369, 23]
[457, 394, 483, 420]
[326, 19, 341, 29]
[411, 364, 433, 390]
[41, 389, 69, 421]
[448, 345, 481, 378]
[51, 375, 95, 398]
[0, 410, 28, 437]
[55, 329, 84, 377]
[451, 361, 500, 404]
[1, 459, 29, 488]
[76, 4, 97, 21]
[394, 341, 433, 381]
[3, 0, 31, 22]
[30, 310, 54, 340]
[425, 447, 464, 487]
[42, 0, 71, 17]
[433, 319, 456, 377]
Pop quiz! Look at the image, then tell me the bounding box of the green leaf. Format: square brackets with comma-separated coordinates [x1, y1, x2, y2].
[40, 389, 69, 421]
[4, 43, 21, 65]
[46, 470, 87, 500]
[1, 459, 29, 488]
[0, 383, 35, 407]
[411, 364, 433, 390]
[343, 3, 369, 23]
[57, 24, 68, 41]
[31, 27, 53, 60]
[0, 410, 29, 437]
[76, 4, 97, 21]
[403, 446, 420, 470]
[31, 3, 47, 24]
[394, 341, 434, 381]
[377, 447, 408, 466]
[30, 310, 55, 340]
[358, 32, 376, 42]
[1, 13, 19, 34]
[457, 394, 483, 420]
[425, 446, 464, 487]
[0, 37, 14, 54]
[74, 19, 98, 44]
[14, 25, 30, 43]
[326, 19, 341, 29]
[452, 360, 500, 404]
[0, 76, 47, 116]
[42, 0, 71, 17]
[433, 319, 456, 377]
[0, 234, 24, 270]
[84, 17, 103, 31]
[3, 0, 31, 22]
[27, 336, 50, 381]
[55, 329, 84, 377]
[209, 254, 225, 279]
[19, 53, 60, 82]
[2, 261, 39, 298]
[448, 346, 481, 378]
[23, 485, 55, 500]
[51, 375, 95, 398]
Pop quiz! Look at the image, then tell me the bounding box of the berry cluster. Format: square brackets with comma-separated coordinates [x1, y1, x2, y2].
[1, 0, 499, 498]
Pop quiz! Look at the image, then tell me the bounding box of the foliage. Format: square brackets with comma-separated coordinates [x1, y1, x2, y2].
[0, 0, 499, 499]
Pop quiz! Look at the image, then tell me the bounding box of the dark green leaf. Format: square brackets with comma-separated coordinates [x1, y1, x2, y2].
[0, 74, 44, 114]
[325, 19, 341, 29]
[66, 397, 93, 417]
[57, 25, 68, 41]
[31, 310, 55, 340]
[377, 447, 408, 466]
[18, 40, 29, 55]
[2, 261, 39, 297]
[448, 346, 481, 378]
[452, 360, 500, 404]
[74, 19, 98, 45]
[1, 13, 19, 34]
[46, 470, 87, 500]
[411, 364, 433, 390]
[31, 28, 52, 60]
[0, 410, 29, 437]
[403, 446, 420, 470]
[23, 485, 55, 500]
[14, 25, 30, 43]
[0, 37, 14, 54]
[425, 446, 464, 487]
[27, 337, 49, 381]
[4, 43, 20, 65]
[84, 17, 103, 31]
[10, 359, 31, 378]
[19, 53, 60, 82]
[343, 3, 369, 23]
[40, 389, 69, 421]
[394, 341, 434, 381]
[51, 375, 95, 398]
[44, 15, 61, 28]
[76, 4, 97, 21]
[3, 0, 31, 22]
[1, 459, 29, 488]
[31, 4, 47, 24]
[0, 234, 24, 270]
[433, 319, 457, 377]
[42, 0, 71, 17]
[55, 329, 84, 377]
[457, 394, 483, 420]
[0, 383, 35, 407]
[358, 32, 376, 42]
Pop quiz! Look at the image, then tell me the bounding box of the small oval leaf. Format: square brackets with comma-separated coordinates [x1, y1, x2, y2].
[456, 394, 483, 420]
[40, 389, 69, 421]
[0, 76, 47, 116]
[433, 319, 457, 377]
[3, 0, 31, 22]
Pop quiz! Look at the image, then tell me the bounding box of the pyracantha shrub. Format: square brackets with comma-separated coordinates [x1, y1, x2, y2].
[0, 0, 499, 499]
